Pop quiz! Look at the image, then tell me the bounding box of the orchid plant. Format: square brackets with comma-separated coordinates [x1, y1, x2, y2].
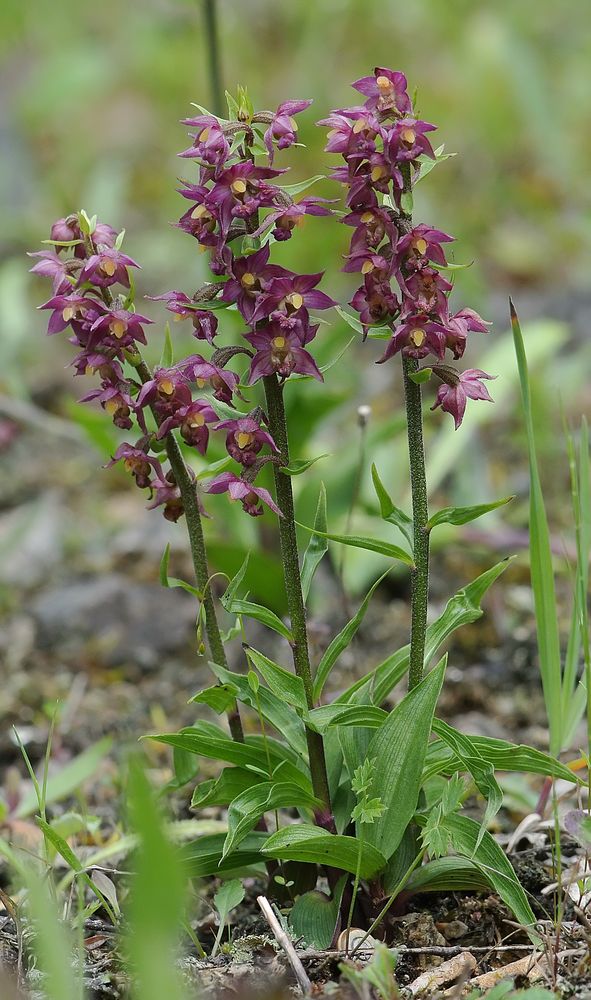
[30, 69, 578, 949]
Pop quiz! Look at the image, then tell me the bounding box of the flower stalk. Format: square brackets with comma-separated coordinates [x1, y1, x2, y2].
[402, 356, 430, 689]
[263, 374, 332, 815]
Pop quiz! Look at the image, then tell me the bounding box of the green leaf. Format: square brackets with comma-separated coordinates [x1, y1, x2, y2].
[182, 832, 267, 879]
[339, 558, 511, 707]
[190, 684, 239, 715]
[220, 594, 293, 643]
[262, 824, 386, 879]
[280, 454, 328, 476]
[305, 704, 387, 735]
[191, 768, 263, 809]
[445, 813, 537, 941]
[243, 646, 307, 712]
[406, 856, 491, 894]
[364, 657, 447, 859]
[432, 719, 503, 851]
[511, 301, 562, 754]
[334, 304, 389, 338]
[296, 522, 414, 566]
[148, 721, 305, 775]
[208, 662, 308, 759]
[415, 144, 456, 183]
[282, 174, 326, 196]
[425, 734, 579, 786]
[301, 483, 328, 604]
[408, 366, 432, 385]
[37, 818, 117, 924]
[289, 875, 347, 949]
[158, 543, 201, 598]
[223, 782, 320, 858]
[313, 570, 390, 701]
[16, 738, 112, 819]
[159, 323, 174, 368]
[427, 496, 514, 531]
[371, 464, 413, 547]
[212, 879, 245, 956]
[401, 189, 413, 214]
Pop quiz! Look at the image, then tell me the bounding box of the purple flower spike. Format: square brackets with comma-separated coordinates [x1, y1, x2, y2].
[431, 368, 495, 429]
[204, 471, 282, 518]
[221, 244, 289, 322]
[180, 355, 239, 404]
[90, 308, 152, 351]
[28, 250, 78, 294]
[158, 399, 217, 454]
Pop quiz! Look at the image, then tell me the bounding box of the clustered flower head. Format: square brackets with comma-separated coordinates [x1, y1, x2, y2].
[30, 86, 336, 519]
[318, 67, 494, 428]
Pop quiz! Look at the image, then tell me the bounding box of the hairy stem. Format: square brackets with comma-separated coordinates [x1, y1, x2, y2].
[134, 357, 244, 743]
[262, 374, 332, 814]
[402, 355, 430, 690]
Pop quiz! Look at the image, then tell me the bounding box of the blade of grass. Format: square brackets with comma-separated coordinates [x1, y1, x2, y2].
[511, 300, 562, 754]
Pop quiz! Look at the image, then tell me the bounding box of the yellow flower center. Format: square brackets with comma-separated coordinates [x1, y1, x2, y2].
[173, 313, 184, 321]
[110, 319, 127, 339]
[236, 431, 254, 449]
[352, 118, 367, 134]
[371, 165, 387, 182]
[410, 328, 426, 347]
[62, 306, 76, 322]
[414, 237, 428, 255]
[191, 205, 209, 220]
[231, 179, 247, 195]
[288, 116, 298, 130]
[376, 75, 392, 91]
[196, 378, 206, 388]
[401, 128, 416, 144]
[199, 127, 210, 142]
[241, 272, 256, 288]
[101, 258, 117, 276]
[360, 211, 374, 224]
[159, 379, 175, 395]
[287, 292, 304, 310]
[105, 399, 120, 415]
[188, 413, 205, 428]
[272, 336, 286, 350]
[361, 260, 374, 274]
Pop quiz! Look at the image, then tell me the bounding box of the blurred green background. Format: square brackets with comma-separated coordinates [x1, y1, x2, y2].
[1, 0, 591, 602]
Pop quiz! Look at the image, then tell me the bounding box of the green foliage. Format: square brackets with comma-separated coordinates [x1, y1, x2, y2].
[211, 880, 245, 957]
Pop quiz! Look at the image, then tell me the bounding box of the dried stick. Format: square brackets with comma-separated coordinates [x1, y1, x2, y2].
[257, 895, 311, 995]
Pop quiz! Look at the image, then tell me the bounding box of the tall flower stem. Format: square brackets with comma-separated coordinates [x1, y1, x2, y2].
[263, 374, 332, 815]
[402, 355, 430, 690]
[133, 356, 245, 743]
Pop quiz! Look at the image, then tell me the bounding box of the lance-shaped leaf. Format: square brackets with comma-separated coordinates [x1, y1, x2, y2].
[222, 782, 321, 859]
[371, 464, 413, 548]
[338, 558, 511, 707]
[221, 595, 294, 643]
[424, 734, 579, 785]
[406, 856, 491, 894]
[297, 522, 414, 566]
[182, 832, 267, 879]
[209, 661, 308, 758]
[301, 483, 328, 604]
[190, 684, 239, 715]
[191, 768, 264, 810]
[364, 658, 447, 860]
[427, 496, 514, 531]
[312, 571, 390, 701]
[37, 819, 117, 924]
[280, 455, 328, 476]
[243, 645, 307, 711]
[289, 875, 348, 949]
[445, 813, 538, 941]
[262, 824, 386, 879]
[511, 301, 562, 755]
[432, 719, 502, 851]
[305, 704, 387, 735]
[282, 174, 326, 196]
